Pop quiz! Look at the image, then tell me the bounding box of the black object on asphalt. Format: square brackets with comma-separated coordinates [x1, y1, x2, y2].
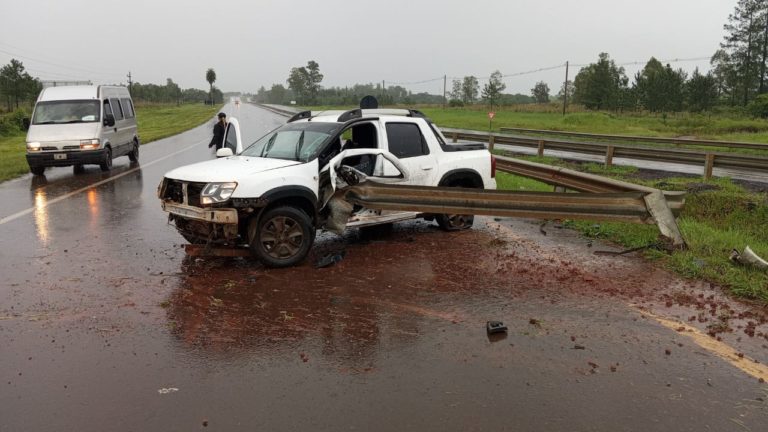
[486, 321, 508, 335]
[316, 251, 346, 268]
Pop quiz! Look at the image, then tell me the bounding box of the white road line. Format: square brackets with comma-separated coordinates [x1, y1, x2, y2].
[0, 139, 205, 227]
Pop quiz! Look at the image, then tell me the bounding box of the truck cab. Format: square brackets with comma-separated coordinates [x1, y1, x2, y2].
[159, 108, 496, 267]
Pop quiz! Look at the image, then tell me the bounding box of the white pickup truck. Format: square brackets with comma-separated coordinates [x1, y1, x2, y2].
[158, 107, 497, 267]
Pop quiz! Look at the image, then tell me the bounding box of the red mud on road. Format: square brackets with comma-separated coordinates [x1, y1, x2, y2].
[168, 217, 768, 367]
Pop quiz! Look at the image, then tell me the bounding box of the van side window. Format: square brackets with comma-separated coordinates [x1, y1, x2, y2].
[121, 98, 135, 118]
[385, 122, 429, 159]
[110, 98, 124, 120]
[103, 100, 114, 118]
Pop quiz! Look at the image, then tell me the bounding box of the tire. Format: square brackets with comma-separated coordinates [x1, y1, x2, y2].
[30, 166, 45, 176]
[437, 213, 475, 231]
[437, 182, 476, 231]
[99, 147, 112, 171]
[128, 140, 139, 163]
[73, 164, 85, 174]
[249, 206, 314, 268]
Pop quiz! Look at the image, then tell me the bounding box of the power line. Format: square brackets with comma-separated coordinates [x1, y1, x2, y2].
[0, 47, 121, 76]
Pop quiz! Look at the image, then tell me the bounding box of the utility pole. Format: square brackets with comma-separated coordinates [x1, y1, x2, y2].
[562, 61, 569, 116]
[443, 75, 447, 108]
[127, 71, 133, 94]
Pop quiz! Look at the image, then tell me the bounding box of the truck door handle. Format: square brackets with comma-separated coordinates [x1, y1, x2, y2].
[420, 166, 433, 171]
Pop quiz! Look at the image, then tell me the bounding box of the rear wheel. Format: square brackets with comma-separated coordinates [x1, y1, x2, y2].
[437, 182, 476, 231]
[99, 147, 112, 171]
[30, 166, 45, 176]
[249, 206, 314, 268]
[128, 140, 139, 163]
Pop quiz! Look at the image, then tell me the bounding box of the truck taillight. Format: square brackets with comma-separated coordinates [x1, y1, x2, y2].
[491, 156, 497, 178]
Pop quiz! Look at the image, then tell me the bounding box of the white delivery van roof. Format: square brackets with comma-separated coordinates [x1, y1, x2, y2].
[37, 85, 130, 102]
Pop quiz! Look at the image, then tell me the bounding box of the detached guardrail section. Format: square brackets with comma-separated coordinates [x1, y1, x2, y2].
[446, 129, 768, 179]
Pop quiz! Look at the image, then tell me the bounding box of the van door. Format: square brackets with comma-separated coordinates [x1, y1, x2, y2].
[109, 98, 127, 154]
[223, 117, 242, 153]
[120, 97, 137, 145]
[101, 99, 118, 151]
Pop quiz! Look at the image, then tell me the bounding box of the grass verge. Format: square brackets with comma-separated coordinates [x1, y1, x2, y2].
[495, 167, 768, 302]
[0, 103, 220, 183]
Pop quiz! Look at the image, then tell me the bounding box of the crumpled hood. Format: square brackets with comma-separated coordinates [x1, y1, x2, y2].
[164, 156, 303, 183]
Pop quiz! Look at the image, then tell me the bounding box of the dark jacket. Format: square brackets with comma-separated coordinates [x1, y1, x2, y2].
[209, 121, 226, 149]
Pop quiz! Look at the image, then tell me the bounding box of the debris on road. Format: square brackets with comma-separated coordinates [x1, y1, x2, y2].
[316, 251, 346, 268]
[486, 321, 508, 335]
[729, 246, 768, 271]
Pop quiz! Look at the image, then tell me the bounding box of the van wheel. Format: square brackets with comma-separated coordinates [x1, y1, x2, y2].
[30, 166, 45, 176]
[249, 206, 314, 268]
[128, 140, 139, 163]
[73, 164, 85, 174]
[99, 148, 112, 171]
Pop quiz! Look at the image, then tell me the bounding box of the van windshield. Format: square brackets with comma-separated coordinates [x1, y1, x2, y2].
[32, 100, 101, 125]
[241, 122, 339, 162]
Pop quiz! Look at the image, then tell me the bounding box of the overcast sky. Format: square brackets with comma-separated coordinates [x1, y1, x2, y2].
[0, 0, 736, 95]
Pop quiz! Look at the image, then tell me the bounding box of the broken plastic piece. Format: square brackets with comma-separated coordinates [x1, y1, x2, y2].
[316, 251, 346, 268]
[486, 321, 508, 335]
[730, 246, 768, 271]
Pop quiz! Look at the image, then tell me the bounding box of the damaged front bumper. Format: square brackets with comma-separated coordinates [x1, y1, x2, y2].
[161, 201, 238, 224]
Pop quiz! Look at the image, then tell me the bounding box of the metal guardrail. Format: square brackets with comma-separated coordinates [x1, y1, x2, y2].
[339, 181, 686, 248]
[499, 127, 768, 151]
[446, 129, 768, 179]
[493, 156, 685, 215]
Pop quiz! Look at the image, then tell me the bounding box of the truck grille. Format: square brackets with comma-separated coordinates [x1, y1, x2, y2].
[162, 179, 207, 206]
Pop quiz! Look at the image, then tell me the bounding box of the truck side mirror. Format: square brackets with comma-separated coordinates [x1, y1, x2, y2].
[103, 114, 115, 127]
[216, 148, 233, 158]
[22, 118, 30, 131]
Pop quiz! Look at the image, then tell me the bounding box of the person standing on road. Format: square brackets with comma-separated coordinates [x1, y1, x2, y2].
[208, 112, 227, 150]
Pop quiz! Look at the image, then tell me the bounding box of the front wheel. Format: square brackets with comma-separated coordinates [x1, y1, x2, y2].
[99, 148, 112, 171]
[249, 206, 314, 268]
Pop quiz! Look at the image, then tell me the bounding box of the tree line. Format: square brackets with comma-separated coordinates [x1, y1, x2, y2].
[0, 59, 223, 113]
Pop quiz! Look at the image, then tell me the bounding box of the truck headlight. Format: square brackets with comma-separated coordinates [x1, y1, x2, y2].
[27, 142, 41, 152]
[201, 182, 237, 205]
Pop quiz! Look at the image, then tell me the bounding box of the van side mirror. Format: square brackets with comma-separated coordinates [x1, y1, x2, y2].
[103, 114, 115, 127]
[216, 148, 233, 158]
[22, 118, 30, 131]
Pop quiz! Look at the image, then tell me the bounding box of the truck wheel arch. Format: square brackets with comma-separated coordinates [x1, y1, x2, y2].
[439, 169, 484, 188]
[258, 186, 318, 223]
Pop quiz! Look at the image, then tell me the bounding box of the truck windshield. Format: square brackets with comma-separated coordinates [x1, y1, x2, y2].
[32, 100, 101, 125]
[241, 122, 339, 162]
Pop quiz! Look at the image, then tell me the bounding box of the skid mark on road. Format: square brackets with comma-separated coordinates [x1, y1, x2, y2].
[641, 309, 768, 382]
[0, 139, 205, 227]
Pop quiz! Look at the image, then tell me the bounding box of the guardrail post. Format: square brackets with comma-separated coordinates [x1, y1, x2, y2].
[452, 132, 458, 143]
[537, 140, 545, 157]
[488, 135, 495, 152]
[605, 145, 615, 168]
[704, 153, 715, 179]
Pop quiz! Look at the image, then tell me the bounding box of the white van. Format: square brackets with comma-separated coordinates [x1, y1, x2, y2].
[24, 85, 139, 175]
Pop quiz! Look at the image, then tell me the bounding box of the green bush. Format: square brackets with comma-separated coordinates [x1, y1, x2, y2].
[747, 94, 768, 118]
[0, 109, 28, 137]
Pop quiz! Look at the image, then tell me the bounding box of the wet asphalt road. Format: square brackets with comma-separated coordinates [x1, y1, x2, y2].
[1, 103, 767, 431]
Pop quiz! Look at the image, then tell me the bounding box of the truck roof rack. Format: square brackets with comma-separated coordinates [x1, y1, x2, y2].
[287, 110, 313, 123]
[336, 108, 429, 123]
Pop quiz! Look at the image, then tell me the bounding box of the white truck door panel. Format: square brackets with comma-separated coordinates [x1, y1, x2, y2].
[383, 121, 438, 186]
